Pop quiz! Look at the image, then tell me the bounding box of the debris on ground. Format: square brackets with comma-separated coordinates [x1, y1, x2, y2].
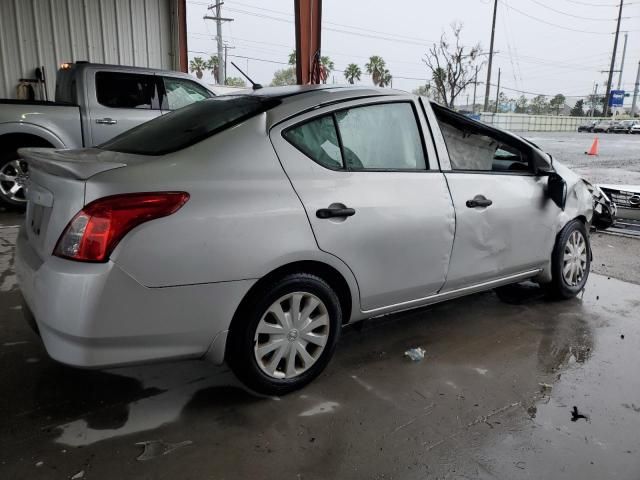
[404, 347, 426, 362]
[70, 471, 85, 479]
[539, 382, 553, 392]
[136, 440, 193, 461]
[571, 406, 589, 422]
[35, 461, 43, 467]
[621, 334, 625, 339]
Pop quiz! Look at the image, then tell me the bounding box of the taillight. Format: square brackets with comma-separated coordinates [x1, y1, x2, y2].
[54, 192, 189, 262]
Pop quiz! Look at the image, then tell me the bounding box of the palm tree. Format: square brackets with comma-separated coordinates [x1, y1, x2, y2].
[207, 56, 220, 84]
[365, 55, 386, 86]
[344, 63, 362, 84]
[379, 69, 392, 88]
[189, 57, 207, 79]
[319, 56, 334, 84]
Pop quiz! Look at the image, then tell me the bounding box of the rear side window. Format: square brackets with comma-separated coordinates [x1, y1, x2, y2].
[161, 77, 214, 110]
[283, 116, 343, 169]
[96, 72, 157, 109]
[283, 102, 427, 171]
[100, 96, 280, 155]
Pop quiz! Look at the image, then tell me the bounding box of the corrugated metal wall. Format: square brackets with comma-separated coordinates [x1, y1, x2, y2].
[0, 0, 178, 99]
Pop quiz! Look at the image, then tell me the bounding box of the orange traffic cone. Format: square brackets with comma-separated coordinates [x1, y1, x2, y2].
[586, 137, 599, 156]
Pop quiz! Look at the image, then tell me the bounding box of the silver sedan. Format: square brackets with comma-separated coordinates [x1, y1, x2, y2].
[16, 86, 593, 394]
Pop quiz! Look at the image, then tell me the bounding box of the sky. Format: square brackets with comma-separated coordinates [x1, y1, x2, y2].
[186, 0, 640, 107]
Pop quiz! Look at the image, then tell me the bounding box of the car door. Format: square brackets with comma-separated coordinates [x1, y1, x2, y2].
[159, 75, 214, 113]
[88, 71, 162, 146]
[422, 99, 559, 291]
[270, 98, 455, 312]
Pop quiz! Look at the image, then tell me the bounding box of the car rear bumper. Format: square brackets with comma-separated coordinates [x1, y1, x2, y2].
[15, 227, 254, 368]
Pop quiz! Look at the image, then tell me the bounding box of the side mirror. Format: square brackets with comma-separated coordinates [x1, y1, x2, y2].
[547, 172, 567, 210]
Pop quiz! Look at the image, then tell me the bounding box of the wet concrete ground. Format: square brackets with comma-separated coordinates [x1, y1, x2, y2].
[523, 131, 640, 185]
[1, 208, 640, 479]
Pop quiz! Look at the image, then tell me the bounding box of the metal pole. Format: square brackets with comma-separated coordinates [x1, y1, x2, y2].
[617, 32, 628, 90]
[632, 61, 640, 116]
[216, 2, 224, 84]
[472, 65, 478, 113]
[604, 0, 624, 116]
[224, 44, 228, 85]
[590, 82, 598, 117]
[494, 68, 501, 114]
[483, 0, 498, 112]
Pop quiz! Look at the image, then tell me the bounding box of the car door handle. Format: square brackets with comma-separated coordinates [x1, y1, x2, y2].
[316, 206, 356, 219]
[466, 196, 493, 208]
[95, 118, 117, 125]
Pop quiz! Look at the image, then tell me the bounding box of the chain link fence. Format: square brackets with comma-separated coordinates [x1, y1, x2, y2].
[477, 113, 608, 132]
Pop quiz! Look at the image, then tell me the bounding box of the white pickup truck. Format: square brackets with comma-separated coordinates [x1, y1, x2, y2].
[0, 62, 214, 208]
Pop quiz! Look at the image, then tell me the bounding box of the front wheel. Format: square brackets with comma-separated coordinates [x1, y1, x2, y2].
[227, 273, 342, 395]
[545, 219, 591, 299]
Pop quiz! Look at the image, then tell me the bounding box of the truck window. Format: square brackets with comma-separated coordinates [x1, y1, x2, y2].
[96, 72, 158, 109]
[100, 95, 280, 155]
[161, 77, 214, 110]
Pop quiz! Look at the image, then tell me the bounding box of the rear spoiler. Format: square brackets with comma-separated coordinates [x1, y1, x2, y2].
[18, 147, 126, 180]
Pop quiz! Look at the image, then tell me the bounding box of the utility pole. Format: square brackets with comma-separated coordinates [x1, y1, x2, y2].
[604, 0, 624, 116]
[591, 82, 598, 117]
[223, 44, 235, 83]
[204, 2, 234, 85]
[632, 61, 640, 116]
[472, 65, 479, 113]
[483, 0, 498, 112]
[494, 68, 501, 114]
[617, 32, 628, 90]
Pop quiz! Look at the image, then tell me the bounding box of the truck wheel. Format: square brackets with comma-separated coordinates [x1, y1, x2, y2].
[227, 273, 342, 395]
[545, 220, 591, 299]
[0, 151, 29, 210]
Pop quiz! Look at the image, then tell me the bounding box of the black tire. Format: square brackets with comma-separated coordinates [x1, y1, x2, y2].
[0, 151, 28, 211]
[227, 273, 342, 395]
[545, 219, 591, 300]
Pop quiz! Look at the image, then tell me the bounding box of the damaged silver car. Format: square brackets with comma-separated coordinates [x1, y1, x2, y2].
[16, 86, 594, 394]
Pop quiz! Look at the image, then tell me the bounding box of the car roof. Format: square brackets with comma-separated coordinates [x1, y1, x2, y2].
[226, 85, 410, 127]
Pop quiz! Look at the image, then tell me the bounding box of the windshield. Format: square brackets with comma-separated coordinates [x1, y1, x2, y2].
[100, 96, 280, 155]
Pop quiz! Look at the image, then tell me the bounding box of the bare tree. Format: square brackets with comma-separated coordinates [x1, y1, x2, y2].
[422, 23, 483, 108]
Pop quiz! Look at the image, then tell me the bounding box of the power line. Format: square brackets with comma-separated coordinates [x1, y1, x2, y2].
[498, 1, 615, 34]
[562, 0, 623, 7]
[527, 0, 618, 20]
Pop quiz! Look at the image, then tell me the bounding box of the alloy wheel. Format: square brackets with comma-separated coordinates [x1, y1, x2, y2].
[562, 230, 587, 287]
[0, 159, 29, 203]
[253, 292, 330, 379]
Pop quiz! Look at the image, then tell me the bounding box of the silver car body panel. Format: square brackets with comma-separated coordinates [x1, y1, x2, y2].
[15, 86, 593, 368]
[0, 104, 82, 148]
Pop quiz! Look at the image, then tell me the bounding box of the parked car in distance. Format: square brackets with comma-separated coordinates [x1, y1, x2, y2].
[16, 86, 594, 394]
[631, 122, 640, 134]
[578, 120, 597, 132]
[0, 62, 215, 208]
[612, 120, 637, 133]
[599, 184, 640, 221]
[593, 120, 614, 133]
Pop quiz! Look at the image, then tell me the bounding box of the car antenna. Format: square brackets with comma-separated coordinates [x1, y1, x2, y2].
[231, 62, 262, 90]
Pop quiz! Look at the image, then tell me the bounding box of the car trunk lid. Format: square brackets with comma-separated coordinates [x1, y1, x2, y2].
[19, 147, 143, 259]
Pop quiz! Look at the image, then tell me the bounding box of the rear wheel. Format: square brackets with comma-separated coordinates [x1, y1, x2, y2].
[0, 152, 29, 210]
[545, 219, 590, 299]
[227, 273, 341, 395]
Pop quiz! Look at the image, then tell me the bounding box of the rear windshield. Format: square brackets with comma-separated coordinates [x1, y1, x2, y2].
[100, 96, 280, 155]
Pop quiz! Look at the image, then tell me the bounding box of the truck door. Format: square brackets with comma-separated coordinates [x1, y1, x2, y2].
[270, 97, 456, 312]
[88, 71, 162, 146]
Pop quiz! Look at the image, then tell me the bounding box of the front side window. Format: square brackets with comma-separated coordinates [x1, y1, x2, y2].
[437, 117, 530, 173]
[95, 72, 157, 109]
[283, 102, 427, 171]
[162, 77, 214, 110]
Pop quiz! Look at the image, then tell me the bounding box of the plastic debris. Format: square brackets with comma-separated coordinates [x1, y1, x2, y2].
[539, 382, 553, 392]
[35, 461, 43, 467]
[404, 347, 426, 362]
[135, 440, 193, 461]
[71, 471, 85, 479]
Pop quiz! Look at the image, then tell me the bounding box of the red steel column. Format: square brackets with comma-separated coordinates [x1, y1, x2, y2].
[294, 0, 322, 84]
